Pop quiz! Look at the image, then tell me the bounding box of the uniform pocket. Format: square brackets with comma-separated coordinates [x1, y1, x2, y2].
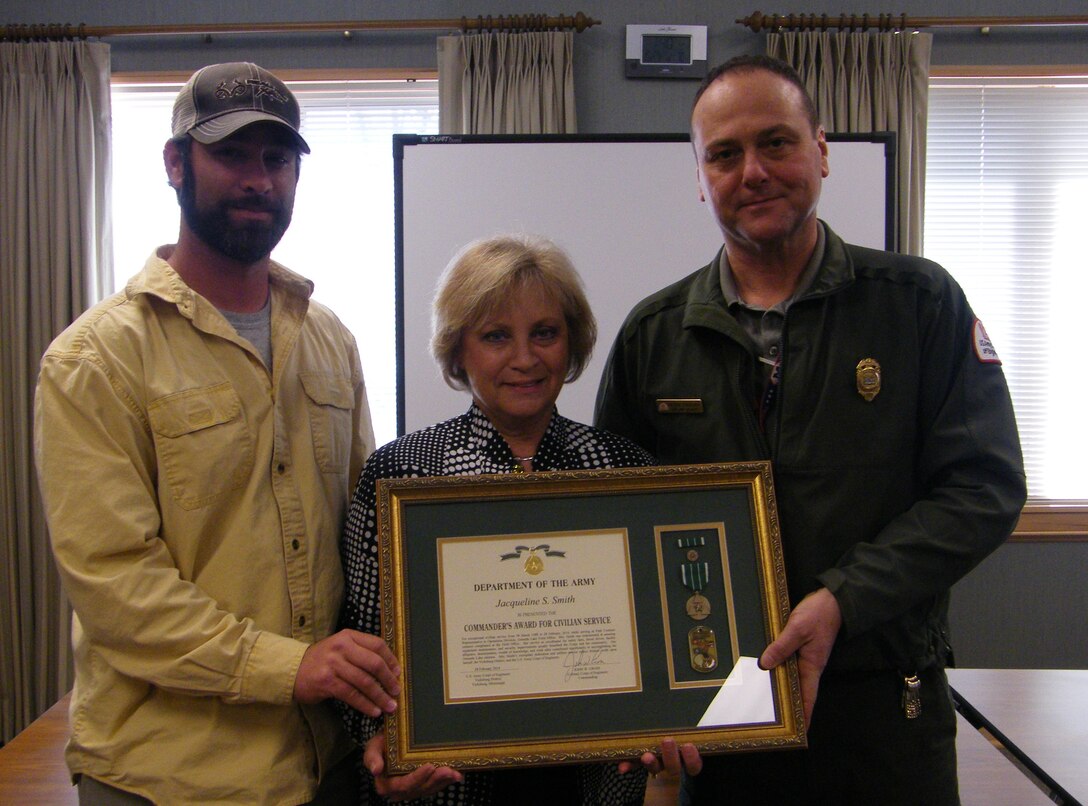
[298, 371, 354, 474]
[148, 382, 254, 510]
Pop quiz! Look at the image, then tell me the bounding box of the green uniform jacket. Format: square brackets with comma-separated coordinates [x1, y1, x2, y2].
[595, 225, 1026, 673]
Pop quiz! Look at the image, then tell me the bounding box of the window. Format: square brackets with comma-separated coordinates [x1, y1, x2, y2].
[110, 77, 440, 447]
[924, 74, 1088, 512]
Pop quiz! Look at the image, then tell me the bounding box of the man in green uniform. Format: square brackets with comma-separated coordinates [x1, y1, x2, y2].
[596, 55, 1025, 804]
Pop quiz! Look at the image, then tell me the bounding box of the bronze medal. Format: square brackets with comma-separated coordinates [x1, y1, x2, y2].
[680, 560, 711, 620]
[685, 592, 711, 620]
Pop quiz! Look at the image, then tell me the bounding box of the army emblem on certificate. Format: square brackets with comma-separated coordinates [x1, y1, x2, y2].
[498, 543, 566, 576]
[524, 550, 544, 575]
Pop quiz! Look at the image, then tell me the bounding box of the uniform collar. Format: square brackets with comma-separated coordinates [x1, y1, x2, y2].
[719, 223, 827, 314]
[683, 221, 855, 333]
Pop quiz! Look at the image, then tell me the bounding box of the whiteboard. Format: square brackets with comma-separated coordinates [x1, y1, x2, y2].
[396, 133, 895, 435]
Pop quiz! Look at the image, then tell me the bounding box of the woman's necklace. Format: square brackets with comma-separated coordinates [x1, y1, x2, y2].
[499, 430, 539, 470]
[511, 453, 535, 473]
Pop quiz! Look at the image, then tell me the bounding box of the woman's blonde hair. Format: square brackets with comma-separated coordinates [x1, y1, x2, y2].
[431, 234, 597, 391]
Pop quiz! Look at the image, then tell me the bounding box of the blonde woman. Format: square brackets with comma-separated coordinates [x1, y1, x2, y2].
[339, 235, 653, 805]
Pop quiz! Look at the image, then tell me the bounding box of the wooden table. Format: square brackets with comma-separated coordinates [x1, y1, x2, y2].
[2, 675, 1077, 806]
[0, 693, 76, 804]
[949, 668, 1088, 806]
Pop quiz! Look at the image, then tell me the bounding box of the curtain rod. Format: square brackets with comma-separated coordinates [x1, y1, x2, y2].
[2, 13, 601, 42]
[736, 11, 1088, 33]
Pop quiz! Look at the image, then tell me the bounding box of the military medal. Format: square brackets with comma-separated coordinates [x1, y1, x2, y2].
[677, 535, 711, 619]
[676, 535, 711, 620]
[688, 626, 718, 673]
[676, 535, 705, 553]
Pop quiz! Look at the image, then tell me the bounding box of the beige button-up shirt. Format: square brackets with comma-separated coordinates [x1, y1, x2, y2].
[34, 248, 374, 805]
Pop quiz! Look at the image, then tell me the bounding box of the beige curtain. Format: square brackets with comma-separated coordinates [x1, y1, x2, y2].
[0, 40, 112, 739]
[437, 31, 576, 134]
[767, 32, 932, 255]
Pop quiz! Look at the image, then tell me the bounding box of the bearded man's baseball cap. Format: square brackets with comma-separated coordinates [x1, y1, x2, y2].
[171, 62, 310, 154]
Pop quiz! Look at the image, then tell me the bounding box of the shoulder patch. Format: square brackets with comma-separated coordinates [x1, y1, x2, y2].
[972, 319, 1001, 364]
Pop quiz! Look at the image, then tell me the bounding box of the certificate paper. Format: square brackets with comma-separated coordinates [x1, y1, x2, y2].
[437, 529, 642, 703]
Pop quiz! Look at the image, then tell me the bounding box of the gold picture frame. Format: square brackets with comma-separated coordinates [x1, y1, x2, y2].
[376, 461, 804, 773]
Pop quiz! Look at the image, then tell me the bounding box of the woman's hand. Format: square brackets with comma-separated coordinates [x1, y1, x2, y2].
[618, 737, 702, 777]
[365, 731, 463, 802]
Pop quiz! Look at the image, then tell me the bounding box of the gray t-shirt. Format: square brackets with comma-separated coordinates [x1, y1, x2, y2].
[718, 224, 827, 383]
[221, 296, 272, 370]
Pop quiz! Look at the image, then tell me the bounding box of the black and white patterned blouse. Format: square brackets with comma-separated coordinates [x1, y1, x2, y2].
[339, 404, 654, 806]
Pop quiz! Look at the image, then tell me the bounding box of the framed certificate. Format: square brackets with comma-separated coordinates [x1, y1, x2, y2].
[377, 462, 804, 772]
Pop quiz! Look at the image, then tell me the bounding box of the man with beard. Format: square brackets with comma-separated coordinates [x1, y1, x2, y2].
[34, 63, 402, 805]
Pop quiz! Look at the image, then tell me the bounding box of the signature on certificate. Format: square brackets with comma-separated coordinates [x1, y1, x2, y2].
[562, 649, 613, 681]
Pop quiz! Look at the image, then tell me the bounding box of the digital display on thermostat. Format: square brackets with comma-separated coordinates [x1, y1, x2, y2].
[642, 34, 692, 65]
[625, 24, 707, 79]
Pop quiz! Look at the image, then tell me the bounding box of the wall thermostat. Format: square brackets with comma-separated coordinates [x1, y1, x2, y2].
[625, 24, 708, 79]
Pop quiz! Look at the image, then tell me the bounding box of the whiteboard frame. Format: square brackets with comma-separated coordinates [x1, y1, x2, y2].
[394, 133, 896, 436]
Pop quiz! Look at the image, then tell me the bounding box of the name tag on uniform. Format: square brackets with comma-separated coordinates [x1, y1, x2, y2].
[656, 398, 704, 414]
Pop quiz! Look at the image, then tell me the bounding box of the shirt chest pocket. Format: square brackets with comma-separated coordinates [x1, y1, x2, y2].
[148, 382, 255, 510]
[299, 371, 354, 474]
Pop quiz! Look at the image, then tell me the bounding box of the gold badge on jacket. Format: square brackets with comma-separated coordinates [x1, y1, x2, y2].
[855, 358, 881, 402]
